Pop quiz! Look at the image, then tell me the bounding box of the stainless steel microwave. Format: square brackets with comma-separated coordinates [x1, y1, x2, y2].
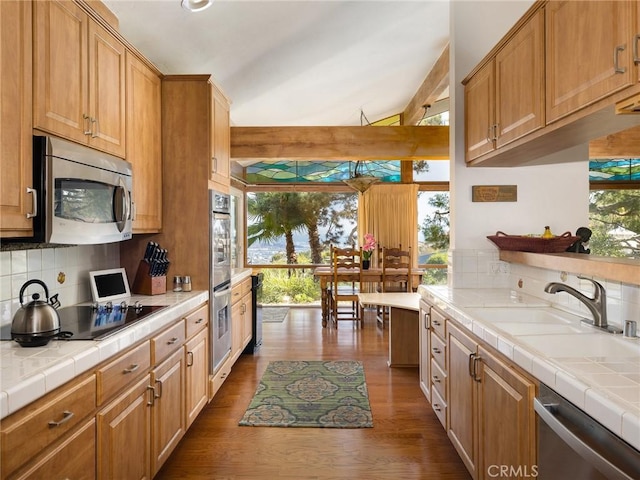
[14, 136, 133, 245]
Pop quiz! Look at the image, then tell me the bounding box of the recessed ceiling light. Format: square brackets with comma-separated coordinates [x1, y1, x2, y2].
[181, 0, 213, 13]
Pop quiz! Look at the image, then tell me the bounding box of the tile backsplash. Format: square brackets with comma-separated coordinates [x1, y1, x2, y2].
[449, 248, 640, 328]
[0, 244, 120, 327]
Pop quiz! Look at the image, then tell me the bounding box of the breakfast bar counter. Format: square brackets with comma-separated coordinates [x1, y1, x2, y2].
[359, 292, 420, 367]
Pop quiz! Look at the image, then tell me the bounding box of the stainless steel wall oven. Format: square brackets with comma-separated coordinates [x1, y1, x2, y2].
[210, 190, 232, 373]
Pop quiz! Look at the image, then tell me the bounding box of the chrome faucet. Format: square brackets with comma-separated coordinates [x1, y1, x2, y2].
[544, 276, 622, 334]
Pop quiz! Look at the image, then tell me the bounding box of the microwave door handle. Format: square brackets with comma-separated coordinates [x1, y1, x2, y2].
[113, 183, 128, 231]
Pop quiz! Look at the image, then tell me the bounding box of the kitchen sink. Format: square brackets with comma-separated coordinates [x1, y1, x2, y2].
[465, 307, 583, 325]
[516, 333, 640, 358]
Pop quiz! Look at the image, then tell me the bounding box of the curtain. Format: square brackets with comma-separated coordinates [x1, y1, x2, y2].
[358, 183, 419, 267]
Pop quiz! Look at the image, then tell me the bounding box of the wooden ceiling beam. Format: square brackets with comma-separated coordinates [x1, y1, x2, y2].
[230, 125, 449, 161]
[402, 44, 449, 126]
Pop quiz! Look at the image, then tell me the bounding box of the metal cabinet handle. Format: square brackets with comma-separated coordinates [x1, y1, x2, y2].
[486, 126, 493, 143]
[432, 319, 441, 327]
[187, 351, 194, 367]
[155, 380, 162, 399]
[48, 410, 74, 428]
[424, 313, 430, 330]
[123, 363, 140, 374]
[493, 124, 499, 141]
[147, 385, 155, 406]
[432, 347, 441, 354]
[433, 403, 442, 412]
[90, 117, 99, 138]
[614, 44, 627, 74]
[473, 355, 482, 382]
[634, 34, 640, 65]
[82, 114, 92, 135]
[432, 375, 441, 383]
[212, 156, 218, 174]
[166, 337, 179, 345]
[195, 318, 204, 324]
[26, 188, 37, 219]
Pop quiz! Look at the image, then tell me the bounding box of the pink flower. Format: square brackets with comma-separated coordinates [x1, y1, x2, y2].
[362, 233, 376, 260]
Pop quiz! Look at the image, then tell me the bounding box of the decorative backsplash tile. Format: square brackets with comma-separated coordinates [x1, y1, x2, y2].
[0, 244, 120, 327]
[449, 248, 640, 327]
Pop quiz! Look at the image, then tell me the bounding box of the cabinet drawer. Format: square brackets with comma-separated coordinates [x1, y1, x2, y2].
[151, 320, 186, 365]
[231, 282, 242, 304]
[430, 307, 446, 339]
[1, 375, 96, 477]
[430, 331, 446, 370]
[185, 304, 208, 339]
[12, 418, 96, 480]
[431, 357, 447, 401]
[97, 341, 150, 405]
[431, 385, 447, 429]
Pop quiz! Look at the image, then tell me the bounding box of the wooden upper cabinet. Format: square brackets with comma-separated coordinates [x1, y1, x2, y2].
[210, 83, 231, 191]
[33, 0, 126, 158]
[126, 51, 162, 233]
[546, 0, 635, 123]
[465, 9, 544, 162]
[0, 0, 33, 237]
[495, 9, 544, 148]
[465, 62, 495, 161]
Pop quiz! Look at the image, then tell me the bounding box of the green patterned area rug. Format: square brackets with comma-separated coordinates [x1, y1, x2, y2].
[239, 360, 373, 428]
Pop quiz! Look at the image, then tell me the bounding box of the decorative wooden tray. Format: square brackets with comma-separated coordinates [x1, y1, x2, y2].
[487, 231, 580, 253]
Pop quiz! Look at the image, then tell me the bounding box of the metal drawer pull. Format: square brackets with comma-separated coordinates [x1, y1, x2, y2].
[90, 118, 99, 138]
[432, 319, 441, 326]
[166, 337, 179, 345]
[468, 353, 475, 377]
[634, 34, 640, 64]
[195, 318, 204, 324]
[83, 114, 92, 135]
[432, 347, 442, 354]
[48, 410, 74, 428]
[432, 375, 441, 383]
[123, 364, 140, 374]
[26, 188, 38, 219]
[424, 313, 430, 329]
[433, 403, 441, 412]
[187, 351, 194, 367]
[147, 385, 155, 406]
[155, 380, 162, 399]
[614, 44, 626, 74]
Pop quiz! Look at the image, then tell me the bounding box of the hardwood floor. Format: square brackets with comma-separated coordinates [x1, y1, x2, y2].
[156, 308, 471, 480]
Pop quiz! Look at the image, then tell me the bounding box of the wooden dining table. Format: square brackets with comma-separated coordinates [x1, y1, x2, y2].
[313, 266, 424, 327]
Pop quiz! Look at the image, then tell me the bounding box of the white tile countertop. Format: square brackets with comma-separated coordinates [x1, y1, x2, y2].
[418, 285, 640, 451]
[0, 290, 208, 420]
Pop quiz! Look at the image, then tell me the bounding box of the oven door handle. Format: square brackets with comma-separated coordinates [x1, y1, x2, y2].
[534, 398, 633, 480]
[214, 287, 231, 298]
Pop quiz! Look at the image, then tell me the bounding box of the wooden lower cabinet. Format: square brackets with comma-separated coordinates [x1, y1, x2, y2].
[151, 349, 185, 476]
[185, 327, 209, 428]
[418, 302, 431, 401]
[447, 320, 537, 480]
[241, 290, 253, 349]
[12, 418, 96, 480]
[97, 375, 152, 480]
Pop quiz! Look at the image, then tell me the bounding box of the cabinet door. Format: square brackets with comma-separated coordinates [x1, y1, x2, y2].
[151, 349, 185, 476]
[477, 346, 537, 480]
[0, 0, 33, 237]
[210, 85, 230, 189]
[126, 51, 162, 233]
[185, 328, 209, 428]
[465, 61, 495, 162]
[418, 306, 431, 401]
[546, 0, 635, 122]
[242, 291, 253, 348]
[495, 9, 544, 147]
[446, 322, 478, 478]
[231, 299, 243, 361]
[97, 375, 152, 480]
[87, 19, 126, 157]
[33, 0, 89, 144]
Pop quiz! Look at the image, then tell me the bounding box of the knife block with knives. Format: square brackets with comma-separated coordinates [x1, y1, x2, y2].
[132, 242, 169, 295]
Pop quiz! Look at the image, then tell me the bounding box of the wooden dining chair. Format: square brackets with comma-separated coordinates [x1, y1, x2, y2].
[330, 246, 364, 328]
[377, 246, 412, 326]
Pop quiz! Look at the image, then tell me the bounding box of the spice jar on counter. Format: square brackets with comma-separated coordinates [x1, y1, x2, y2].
[182, 276, 192, 292]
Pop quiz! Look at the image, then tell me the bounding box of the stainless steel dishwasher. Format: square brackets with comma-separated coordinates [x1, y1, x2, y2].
[534, 384, 640, 480]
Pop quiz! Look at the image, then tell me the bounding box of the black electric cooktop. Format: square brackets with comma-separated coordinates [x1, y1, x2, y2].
[1, 304, 168, 342]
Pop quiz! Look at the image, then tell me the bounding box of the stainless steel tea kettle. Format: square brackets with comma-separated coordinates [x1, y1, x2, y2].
[11, 279, 61, 347]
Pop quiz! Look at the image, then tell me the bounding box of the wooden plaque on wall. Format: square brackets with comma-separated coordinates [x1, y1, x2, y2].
[472, 185, 517, 202]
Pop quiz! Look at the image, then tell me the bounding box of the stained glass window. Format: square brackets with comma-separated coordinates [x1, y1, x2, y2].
[589, 159, 640, 181]
[244, 160, 401, 184]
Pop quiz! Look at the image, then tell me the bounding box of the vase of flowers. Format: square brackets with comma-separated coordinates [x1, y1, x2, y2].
[362, 233, 376, 270]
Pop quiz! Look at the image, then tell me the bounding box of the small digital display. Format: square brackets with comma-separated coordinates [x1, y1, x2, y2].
[95, 273, 127, 298]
